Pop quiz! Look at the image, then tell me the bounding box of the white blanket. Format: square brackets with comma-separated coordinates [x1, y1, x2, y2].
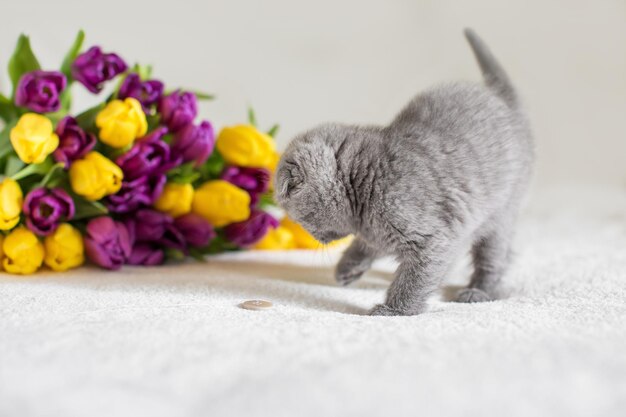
[1, 186, 625, 417]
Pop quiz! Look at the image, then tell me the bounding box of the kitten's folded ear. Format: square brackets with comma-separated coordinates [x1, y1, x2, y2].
[276, 168, 291, 200]
[275, 161, 301, 200]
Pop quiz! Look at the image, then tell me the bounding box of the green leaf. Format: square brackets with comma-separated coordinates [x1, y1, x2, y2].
[103, 142, 133, 161]
[75, 102, 105, 131]
[0, 94, 17, 122]
[187, 248, 208, 262]
[167, 161, 200, 184]
[60, 86, 72, 111]
[131, 63, 153, 80]
[164, 248, 185, 261]
[198, 151, 225, 180]
[4, 155, 24, 177]
[247, 106, 257, 126]
[0, 120, 18, 160]
[8, 35, 41, 95]
[161, 133, 173, 144]
[167, 162, 194, 177]
[71, 195, 108, 220]
[257, 192, 276, 210]
[202, 234, 240, 254]
[267, 124, 280, 138]
[170, 172, 200, 185]
[146, 114, 161, 132]
[60, 30, 85, 80]
[193, 91, 215, 101]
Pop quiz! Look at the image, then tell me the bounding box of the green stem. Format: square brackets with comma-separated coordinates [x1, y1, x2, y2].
[11, 159, 53, 181]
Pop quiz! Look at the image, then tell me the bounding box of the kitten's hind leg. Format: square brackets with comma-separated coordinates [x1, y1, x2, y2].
[335, 237, 379, 286]
[456, 223, 513, 303]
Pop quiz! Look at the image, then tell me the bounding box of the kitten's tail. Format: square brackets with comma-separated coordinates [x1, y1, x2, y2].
[464, 28, 518, 108]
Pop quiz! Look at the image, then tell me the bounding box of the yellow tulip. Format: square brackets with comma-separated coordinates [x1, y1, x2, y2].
[0, 234, 5, 270]
[154, 182, 194, 218]
[96, 98, 147, 148]
[9, 113, 59, 163]
[268, 151, 281, 172]
[69, 151, 123, 201]
[268, 151, 281, 190]
[216, 125, 276, 168]
[44, 223, 84, 272]
[0, 178, 23, 230]
[192, 180, 250, 227]
[253, 225, 296, 250]
[3, 227, 45, 274]
[281, 217, 352, 249]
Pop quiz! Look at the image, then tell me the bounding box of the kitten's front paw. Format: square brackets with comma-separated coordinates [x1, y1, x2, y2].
[369, 304, 407, 316]
[335, 264, 366, 286]
[455, 288, 492, 303]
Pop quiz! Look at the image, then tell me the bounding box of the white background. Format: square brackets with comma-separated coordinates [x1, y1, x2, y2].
[1, 0, 624, 188]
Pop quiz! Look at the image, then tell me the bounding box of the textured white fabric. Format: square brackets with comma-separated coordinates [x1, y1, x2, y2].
[1, 186, 625, 417]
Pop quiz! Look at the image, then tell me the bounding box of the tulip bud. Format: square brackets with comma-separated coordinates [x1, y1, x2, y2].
[224, 210, 278, 247]
[174, 213, 215, 247]
[154, 182, 194, 218]
[23, 188, 75, 236]
[15, 70, 67, 113]
[3, 227, 45, 274]
[96, 98, 147, 148]
[54, 116, 97, 168]
[191, 180, 250, 227]
[127, 243, 164, 266]
[0, 178, 23, 231]
[118, 73, 164, 111]
[171, 121, 214, 167]
[253, 225, 296, 250]
[10, 113, 59, 164]
[215, 125, 275, 168]
[69, 152, 124, 201]
[158, 90, 197, 132]
[72, 46, 127, 93]
[83, 217, 131, 270]
[44, 223, 84, 272]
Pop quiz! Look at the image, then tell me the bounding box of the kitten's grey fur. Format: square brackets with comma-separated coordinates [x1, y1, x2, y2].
[274, 29, 534, 316]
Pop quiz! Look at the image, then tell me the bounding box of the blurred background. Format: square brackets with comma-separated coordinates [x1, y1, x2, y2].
[1, 0, 624, 189]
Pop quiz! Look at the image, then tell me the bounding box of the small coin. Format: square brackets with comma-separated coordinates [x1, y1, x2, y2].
[240, 299, 273, 311]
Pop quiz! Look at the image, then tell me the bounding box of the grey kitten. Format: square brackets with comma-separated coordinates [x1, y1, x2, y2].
[274, 29, 534, 316]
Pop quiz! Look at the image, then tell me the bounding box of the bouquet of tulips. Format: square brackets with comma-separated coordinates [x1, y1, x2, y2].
[0, 31, 333, 275]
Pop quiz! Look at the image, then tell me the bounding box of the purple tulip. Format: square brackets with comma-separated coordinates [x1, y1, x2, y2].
[159, 223, 187, 251]
[107, 174, 166, 214]
[171, 120, 215, 167]
[221, 166, 270, 205]
[71, 46, 128, 93]
[116, 128, 180, 180]
[84, 217, 132, 270]
[127, 243, 165, 266]
[53, 116, 97, 168]
[174, 213, 215, 247]
[128, 209, 173, 242]
[23, 188, 75, 236]
[15, 70, 67, 113]
[118, 73, 164, 111]
[223, 210, 278, 247]
[158, 90, 197, 132]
